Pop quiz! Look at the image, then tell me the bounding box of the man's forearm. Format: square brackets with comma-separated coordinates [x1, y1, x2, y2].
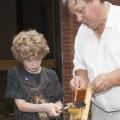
[111, 68, 120, 86]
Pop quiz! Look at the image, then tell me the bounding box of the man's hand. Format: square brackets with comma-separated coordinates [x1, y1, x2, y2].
[91, 73, 116, 93]
[70, 76, 88, 91]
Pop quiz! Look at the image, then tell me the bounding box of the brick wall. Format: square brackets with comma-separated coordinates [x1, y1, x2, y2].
[60, 1, 79, 119]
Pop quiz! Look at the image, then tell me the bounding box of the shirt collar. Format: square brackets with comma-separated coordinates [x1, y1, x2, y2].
[106, 2, 115, 28]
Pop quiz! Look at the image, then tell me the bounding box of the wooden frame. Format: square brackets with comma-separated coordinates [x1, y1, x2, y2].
[0, 59, 55, 71]
[68, 87, 92, 120]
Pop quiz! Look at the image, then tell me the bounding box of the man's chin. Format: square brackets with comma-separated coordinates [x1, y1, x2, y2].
[83, 23, 97, 30]
[88, 25, 98, 30]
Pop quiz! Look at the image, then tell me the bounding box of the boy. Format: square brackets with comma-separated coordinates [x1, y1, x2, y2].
[5, 30, 64, 120]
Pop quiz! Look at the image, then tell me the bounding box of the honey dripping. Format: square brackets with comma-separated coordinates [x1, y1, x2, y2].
[75, 89, 86, 102]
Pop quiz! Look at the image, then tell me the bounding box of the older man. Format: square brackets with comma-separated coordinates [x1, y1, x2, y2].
[64, 0, 120, 120]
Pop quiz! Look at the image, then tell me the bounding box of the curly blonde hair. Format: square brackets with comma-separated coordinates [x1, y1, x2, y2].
[11, 29, 49, 61]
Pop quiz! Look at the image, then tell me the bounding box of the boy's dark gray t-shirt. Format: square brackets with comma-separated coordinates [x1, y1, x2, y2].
[5, 65, 64, 120]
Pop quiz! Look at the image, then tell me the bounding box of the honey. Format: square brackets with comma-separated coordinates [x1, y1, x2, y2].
[74, 89, 86, 102]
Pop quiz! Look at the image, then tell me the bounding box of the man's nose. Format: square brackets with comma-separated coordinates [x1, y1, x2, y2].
[76, 13, 83, 22]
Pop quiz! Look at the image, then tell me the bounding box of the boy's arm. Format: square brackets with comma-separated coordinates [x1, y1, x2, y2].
[15, 98, 60, 116]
